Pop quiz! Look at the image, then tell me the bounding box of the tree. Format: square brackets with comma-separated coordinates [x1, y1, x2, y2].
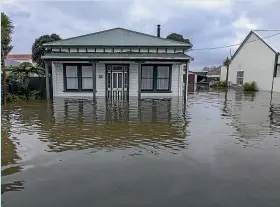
[7, 62, 45, 100]
[223, 57, 231, 87]
[32, 34, 61, 67]
[166, 33, 191, 45]
[1, 12, 14, 105]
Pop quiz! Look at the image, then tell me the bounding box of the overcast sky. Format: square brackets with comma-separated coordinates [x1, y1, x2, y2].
[2, 0, 280, 70]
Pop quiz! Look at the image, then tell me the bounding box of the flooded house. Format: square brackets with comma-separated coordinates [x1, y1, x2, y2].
[221, 30, 280, 92]
[42, 25, 192, 101]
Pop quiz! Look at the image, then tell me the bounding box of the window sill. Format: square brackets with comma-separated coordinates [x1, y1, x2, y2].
[63, 90, 94, 92]
[141, 91, 172, 93]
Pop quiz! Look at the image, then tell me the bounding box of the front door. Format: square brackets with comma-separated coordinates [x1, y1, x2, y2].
[106, 65, 129, 100]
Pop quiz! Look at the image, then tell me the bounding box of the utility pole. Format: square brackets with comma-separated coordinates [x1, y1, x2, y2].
[224, 57, 230, 87]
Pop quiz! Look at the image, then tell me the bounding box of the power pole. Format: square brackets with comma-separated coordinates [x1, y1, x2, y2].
[225, 57, 230, 87]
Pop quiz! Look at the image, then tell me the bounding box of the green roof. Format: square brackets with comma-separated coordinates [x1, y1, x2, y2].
[42, 52, 192, 61]
[44, 28, 191, 48]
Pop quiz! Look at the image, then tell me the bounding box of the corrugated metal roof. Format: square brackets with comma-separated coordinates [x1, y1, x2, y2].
[44, 28, 190, 47]
[42, 52, 192, 60]
[254, 30, 280, 52]
[6, 54, 32, 59]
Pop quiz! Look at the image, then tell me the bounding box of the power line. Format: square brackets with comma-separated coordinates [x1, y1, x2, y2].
[190, 32, 280, 51]
[254, 29, 280, 31]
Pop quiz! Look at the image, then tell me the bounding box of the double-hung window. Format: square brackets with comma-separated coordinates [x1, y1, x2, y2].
[236, 71, 244, 85]
[141, 65, 171, 92]
[64, 64, 93, 91]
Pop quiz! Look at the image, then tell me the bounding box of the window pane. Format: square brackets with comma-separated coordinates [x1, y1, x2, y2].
[118, 73, 122, 88]
[237, 78, 243, 85]
[82, 66, 92, 77]
[142, 66, 153, 78]
[113, 66, 123, 71]
[66, 66, 77, 77]
[157, 66, 169, 78]
[141, 79, 153, 90]
[113, 73, 117, 88]
[82, 78, 93, 89]
[107, 73, 111, 88]
[237, 71, 244, 78]
[67, 78, 78, 89]
[157, 79, 169, 90]
[124, 72, 128, 88]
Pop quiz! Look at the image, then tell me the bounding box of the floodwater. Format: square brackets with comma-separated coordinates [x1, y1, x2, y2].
[2, 91, 280, 207]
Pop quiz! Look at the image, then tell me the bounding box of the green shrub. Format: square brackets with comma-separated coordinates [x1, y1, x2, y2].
[243, 81, 258, 91]
[211, 81, 228, 88]
[29, 90, 42, 100]
[6, 93, 26, 103]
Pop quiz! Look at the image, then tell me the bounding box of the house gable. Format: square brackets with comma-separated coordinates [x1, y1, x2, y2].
[228, 30, 276, 91]
[231, 31, 277, 62]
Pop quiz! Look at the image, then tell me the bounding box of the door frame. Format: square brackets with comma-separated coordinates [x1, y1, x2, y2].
[105, 64, 130, 100]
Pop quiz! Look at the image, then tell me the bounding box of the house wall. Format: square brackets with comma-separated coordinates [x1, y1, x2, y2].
[229, 32, 275, 91]
[220, 66, 227, 81]
[52, 61, 185, 98]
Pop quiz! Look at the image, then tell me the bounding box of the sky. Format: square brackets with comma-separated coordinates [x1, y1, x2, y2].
[2, 0, 280, 70]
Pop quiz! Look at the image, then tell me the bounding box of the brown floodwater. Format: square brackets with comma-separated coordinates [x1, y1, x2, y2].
[1, 91, 280, 207]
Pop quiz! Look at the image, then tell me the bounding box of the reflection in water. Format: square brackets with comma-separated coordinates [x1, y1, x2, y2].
[1, 91, 280, 207]
[42, 98, 189, 153]
[1, 181, 25, 195]
[222, 91, 280, 146]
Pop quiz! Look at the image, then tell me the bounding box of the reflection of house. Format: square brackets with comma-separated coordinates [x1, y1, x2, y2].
[223, 91, 280, 142]
[222, 30, 280, 92]
[46, 97, 189, 152]
[42, 26, 192, 100]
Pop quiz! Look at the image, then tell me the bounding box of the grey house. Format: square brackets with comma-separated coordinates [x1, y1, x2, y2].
[42, 26, 192, 100]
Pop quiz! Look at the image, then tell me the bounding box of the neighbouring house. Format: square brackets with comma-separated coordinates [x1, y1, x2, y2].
[4, 54, 39, 77]
[5, 54, 33, 66]
[222, 30, 280, 92]
[42, 26, 192, 100]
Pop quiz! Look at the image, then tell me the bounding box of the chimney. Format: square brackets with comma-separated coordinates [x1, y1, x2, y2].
[157, 24, 161, 37]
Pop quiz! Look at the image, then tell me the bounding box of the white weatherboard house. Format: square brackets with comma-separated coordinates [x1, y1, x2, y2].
[222, 30, 280, 92]
[42, 26, 192, 100]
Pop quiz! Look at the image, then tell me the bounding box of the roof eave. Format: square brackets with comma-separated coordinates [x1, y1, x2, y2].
[43, 44, 191, 48]
[42, 56, 192, 61]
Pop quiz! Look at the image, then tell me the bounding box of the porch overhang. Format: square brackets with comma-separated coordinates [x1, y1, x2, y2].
[42, 52, 193, 63]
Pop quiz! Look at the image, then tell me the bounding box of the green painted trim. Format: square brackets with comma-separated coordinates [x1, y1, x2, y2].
[141, 64, 172, 92]
[63, 63, 93, 92]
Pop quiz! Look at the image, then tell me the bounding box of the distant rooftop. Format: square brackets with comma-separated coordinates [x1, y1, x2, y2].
[6, 54, 32, 59]
[4, 59, 21, 66]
